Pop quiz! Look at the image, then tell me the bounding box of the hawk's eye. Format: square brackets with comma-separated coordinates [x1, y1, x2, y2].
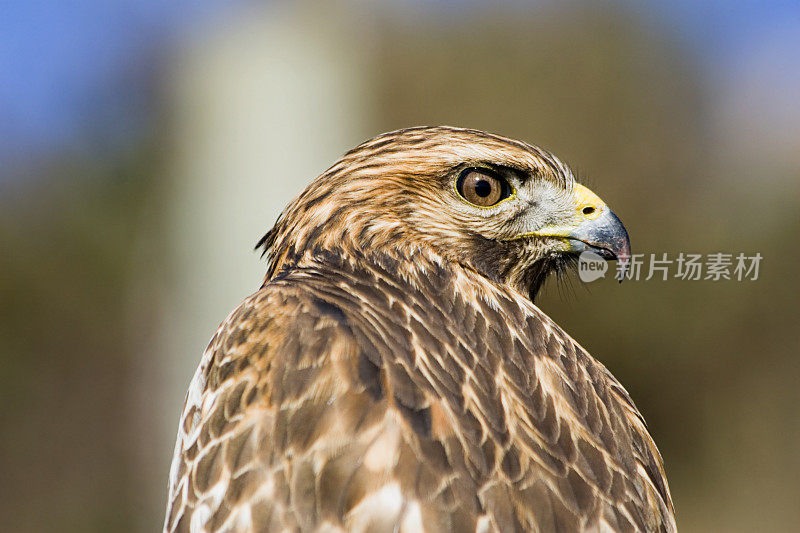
[457, 168, 511, 207]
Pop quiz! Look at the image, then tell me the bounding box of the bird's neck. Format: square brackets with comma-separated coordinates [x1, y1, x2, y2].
[270, 243, 540, 319]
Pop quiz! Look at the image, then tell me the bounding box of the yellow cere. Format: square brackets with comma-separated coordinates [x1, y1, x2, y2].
[573, 183, 605, 221]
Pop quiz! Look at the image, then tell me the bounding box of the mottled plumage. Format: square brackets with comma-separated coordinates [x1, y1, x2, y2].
[164, 127, 674, 532]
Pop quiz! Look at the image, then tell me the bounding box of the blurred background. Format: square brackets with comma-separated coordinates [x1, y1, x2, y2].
[1, 0, 798, 531]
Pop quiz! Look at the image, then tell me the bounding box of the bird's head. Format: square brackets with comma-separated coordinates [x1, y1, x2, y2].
[259, 126, 630, 301]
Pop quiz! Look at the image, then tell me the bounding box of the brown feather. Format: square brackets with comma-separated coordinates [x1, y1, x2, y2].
[164, 127, 675, 532]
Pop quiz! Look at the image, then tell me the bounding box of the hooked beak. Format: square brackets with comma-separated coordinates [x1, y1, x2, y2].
[563, 207, 631, 281]
[529, 184, 631, 281]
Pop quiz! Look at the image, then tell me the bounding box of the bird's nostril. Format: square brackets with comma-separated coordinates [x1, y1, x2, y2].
[582, 206, 595, 215]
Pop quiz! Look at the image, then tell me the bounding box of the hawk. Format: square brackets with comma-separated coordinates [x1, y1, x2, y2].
[164, 127, 675, 532]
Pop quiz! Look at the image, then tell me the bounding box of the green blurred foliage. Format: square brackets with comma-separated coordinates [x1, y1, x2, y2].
[0, 146, 159, 531]
[1, 3, 798, 532]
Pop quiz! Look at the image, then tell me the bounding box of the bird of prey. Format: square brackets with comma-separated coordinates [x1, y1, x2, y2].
[164, 127, 675, 532]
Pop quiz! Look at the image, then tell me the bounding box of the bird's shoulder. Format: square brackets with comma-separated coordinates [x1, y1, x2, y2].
[165, 249, 674, 532]
[163, 266, 368, 531]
